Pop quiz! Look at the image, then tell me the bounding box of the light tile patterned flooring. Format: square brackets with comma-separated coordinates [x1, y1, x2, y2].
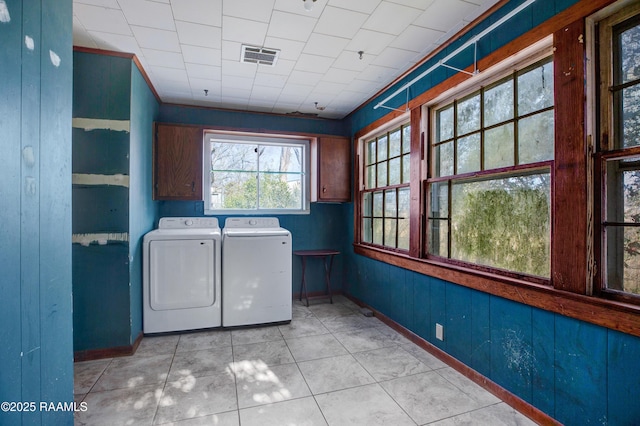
[74, 296, 536, 425]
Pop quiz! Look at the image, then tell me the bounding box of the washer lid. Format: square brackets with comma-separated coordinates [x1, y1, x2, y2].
[144, 227, 221, 242]
[223, 227, 290, 237]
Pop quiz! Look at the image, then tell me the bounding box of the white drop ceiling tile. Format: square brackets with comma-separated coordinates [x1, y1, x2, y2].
[273, 101, 303, 112]
[304, 92, 335, 106]
[347, 78, 380, 93]
[386, 0, 436, 9]
[189, 78, 221, 92]
[254, 72, 288, 88]
[413, 0, 478, 32]
[221, 90, 251, 101]
[279, 82, 314, 97]
[221, 40, 243, 61]
[294, 54, 335, 74]
[221, 59, 257, 79]
[303, 33, 349, 58]
[273, 0, 327, 18]
[186, 63, 221, 80]
[390, 24, 443, 52]
[346, 29, 396, 56]
[141, 48, 185, 69]
[357, 64, 396, 82]
[192, 97, 224, 106]
[372, 46, 419, 69]
[332, 50, 374, 72]
[182, 45, 222, 67]
[314, 6, 368, 39]
[363, 1, 421, 35]
[222, 16, 268, 46]
[267, 11, 317, 42]
[131, 26, 181, 52]
[150, 66, 189, 83]
[74, 0, 120, 8]
[223, 75, 255, 90]
[175, 21, 222, 49]
[264, 37, 305, 61]
[119, 0, 175, 31]
[170, 0, 222, 26]
[327, 0, 381, 14]
[88, 31, 142, 55]
[313, 81, 348, 95]
[223, 0, 275, 23]
[259, 58, 296, 76]
[321, 67, 360, 84]
[73, 16, 99, 48]
[74, 4, 132, 35]
[250, 85, 282, 101]
[286, 70, 322, 86]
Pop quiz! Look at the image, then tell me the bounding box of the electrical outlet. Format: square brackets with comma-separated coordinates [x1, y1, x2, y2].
[435, 323, 444, 341]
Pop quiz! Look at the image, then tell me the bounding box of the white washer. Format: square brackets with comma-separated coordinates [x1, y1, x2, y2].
[222, 217, 292, 327]
[143, 217, 221, 333]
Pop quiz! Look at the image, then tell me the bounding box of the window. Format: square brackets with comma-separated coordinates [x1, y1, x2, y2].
[597, 5, 640, 297]
[426, 57, 554, 279]
[359, 122, 411, 251]
[203, 132, 310, 214]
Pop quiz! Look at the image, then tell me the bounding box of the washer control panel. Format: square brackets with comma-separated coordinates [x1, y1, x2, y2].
[158, 217, 219, 229]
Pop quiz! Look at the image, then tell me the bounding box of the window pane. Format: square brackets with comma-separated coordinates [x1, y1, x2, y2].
[429, 182, 448, 218]
[605, 160, 640, 223]
[620, 24, 640, 84]
[363, 192, 372, 217]
[384, 189, 397, 217]
[605, 226, 640, 295]
[373, 218, 383, 245]
[258, 173, 301, 209]
[213, 171, 258, 209]
[367, 140, 376, 165]
[373, 191, 383, 216]
[378, 161, 388, 187]
[457, 132, 481, 174]
[518, 110, 554, 164]
[398, 187, 410, 250]
[211, 142, 257, 171]
[402, 154, 410, 184]
[366, 165, 376, 189]
[384, 219, 397, 247]
[362, 218, 372, 243]
[457, 93, 481, 135]
[437, 105, 454, 142]
[484, 123, 515, 169]
[435, 141, 454, 177]
[389, 129, 402, 157]
[388, 157, 401, 185]
[402, 125, 411, 153]
[428, 219, 449, 257]
[450, 172, 551, 277]
[518, 61, 554, 115]
[484, 79, 514, 126]
[621, 85, 640, 148]
[260, 145, 301, 173]
[378, 135, 388, 161]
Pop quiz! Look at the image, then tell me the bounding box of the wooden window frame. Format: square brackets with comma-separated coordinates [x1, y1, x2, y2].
[353, 0, 640, 339]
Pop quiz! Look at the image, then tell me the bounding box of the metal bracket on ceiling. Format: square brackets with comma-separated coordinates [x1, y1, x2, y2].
[438, 40, 479, 77]
[374, 88, 410, 113]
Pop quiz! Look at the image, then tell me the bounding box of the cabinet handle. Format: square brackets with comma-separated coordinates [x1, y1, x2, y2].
[191, 181, 195, 192]
[322, 186, 327, 193]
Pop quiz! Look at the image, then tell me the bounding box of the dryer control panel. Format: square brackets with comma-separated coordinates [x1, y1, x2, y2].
[224, 217, 280, 228]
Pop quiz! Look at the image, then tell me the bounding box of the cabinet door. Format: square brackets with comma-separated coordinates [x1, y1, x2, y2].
[154, 124, 203, 200]
[317, 136, 351, 202]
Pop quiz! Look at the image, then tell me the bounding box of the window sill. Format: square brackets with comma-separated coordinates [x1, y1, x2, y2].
[353, 243, 640, 338]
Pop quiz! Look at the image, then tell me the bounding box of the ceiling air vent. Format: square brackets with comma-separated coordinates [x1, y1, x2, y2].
[241, 45, 280, 66]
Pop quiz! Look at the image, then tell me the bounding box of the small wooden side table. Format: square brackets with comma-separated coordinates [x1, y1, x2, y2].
[293, 249, 340, 307]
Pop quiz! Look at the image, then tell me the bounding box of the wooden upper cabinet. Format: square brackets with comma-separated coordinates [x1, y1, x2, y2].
[154, 123, 203, 200]
[313, 136, 351, 202]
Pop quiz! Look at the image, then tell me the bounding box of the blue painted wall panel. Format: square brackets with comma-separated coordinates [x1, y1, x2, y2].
[429, 278, 447, 350]
[0, 0, 74, 423]
[530, 308, 555, 418]
[72, 128, 130, 174]
[72, 186, 129, 234]
[445, 284, 473, 365]
[129, 66, 159, 342]
[607, 330, 640, 425]
[554, 316, 607, 425]
[470, 291, 491, 377]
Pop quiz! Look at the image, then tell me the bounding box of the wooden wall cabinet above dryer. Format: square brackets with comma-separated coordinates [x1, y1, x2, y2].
[154, 123, 203, 200]
[312, 136, 351, 202]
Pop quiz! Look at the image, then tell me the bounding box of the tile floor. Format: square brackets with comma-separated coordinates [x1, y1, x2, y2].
[74, 296, 536, 425]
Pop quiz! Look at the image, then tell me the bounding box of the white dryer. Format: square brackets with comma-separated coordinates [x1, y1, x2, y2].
[143, 217, 221, 333]
[222, 217, 292, 327]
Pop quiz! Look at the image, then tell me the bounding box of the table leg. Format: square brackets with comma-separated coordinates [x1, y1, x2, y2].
[324, 254, 334, 304]
[299, 256, 309, 307]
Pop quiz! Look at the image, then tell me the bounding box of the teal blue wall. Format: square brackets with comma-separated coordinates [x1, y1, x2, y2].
[129, 66, 160, 342]
[0, 0, 74, 424]
[343, 0, 640, 424]
[72, 52, 158, 352]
